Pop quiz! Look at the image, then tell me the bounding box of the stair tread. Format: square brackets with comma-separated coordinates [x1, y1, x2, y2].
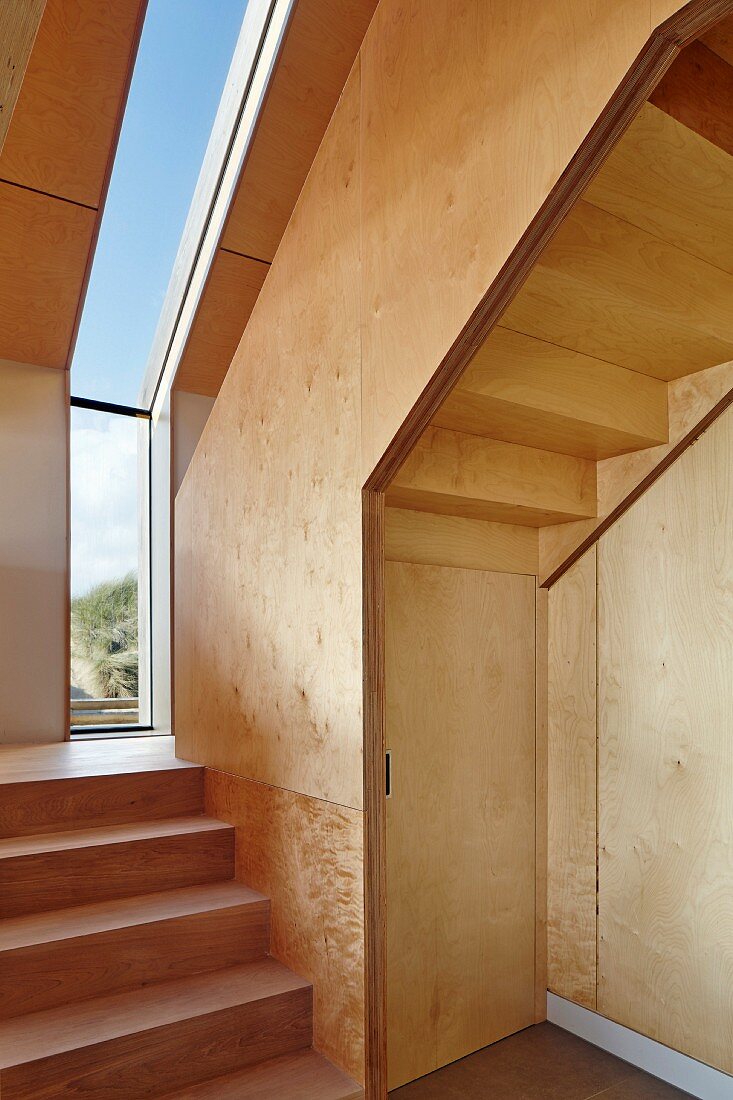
[0, 958, 309, 1069]
[0, 814, 230, 859]
[0, 737, 197, 785]
[163, 1049, 363, 1099]
[0, 881, 266, 952]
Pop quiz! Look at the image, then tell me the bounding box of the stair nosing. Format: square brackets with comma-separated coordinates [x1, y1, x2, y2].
[0, 881, 268, 952]
[0, 815, 232, 860]
[0, 958, 311, 1069]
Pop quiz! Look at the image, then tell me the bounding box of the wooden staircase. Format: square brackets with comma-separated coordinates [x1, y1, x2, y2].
[0, 740, 361, 1099]
[386, 46, 733, 585]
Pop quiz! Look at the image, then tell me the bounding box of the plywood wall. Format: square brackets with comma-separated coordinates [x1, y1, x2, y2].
[547, 408, 733, 1075]
[174, 0, 691, 1083]
[0, 360, 67, 742]
[547, 548, 597, 1009]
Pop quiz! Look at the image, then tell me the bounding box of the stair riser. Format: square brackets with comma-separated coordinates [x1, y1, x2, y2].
[0, 771, 205, 838]
[1, 988, 313, 1100]
[0, 901, 270, 1019]
[0, 830, 235, 918]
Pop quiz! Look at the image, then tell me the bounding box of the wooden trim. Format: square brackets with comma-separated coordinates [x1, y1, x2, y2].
[363, 488, 386, 1099]
[64, 368, 71, 742]
[362, 2, 733, 1095]
[63, 0, 148, 371]
[534, 584, 549, 1022]
[541, 383, 733, 589]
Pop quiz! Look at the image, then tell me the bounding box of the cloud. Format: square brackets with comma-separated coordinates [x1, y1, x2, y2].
[71, 413, 145, 597]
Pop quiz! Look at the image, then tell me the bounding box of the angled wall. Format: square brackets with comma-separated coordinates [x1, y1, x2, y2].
[174, 0, 691, 1083]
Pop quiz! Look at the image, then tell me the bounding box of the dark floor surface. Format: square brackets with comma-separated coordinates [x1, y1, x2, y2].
[389, 1022, 693, 1099]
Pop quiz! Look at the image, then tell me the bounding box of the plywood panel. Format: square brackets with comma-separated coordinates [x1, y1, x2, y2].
[547, 549, 597, 1010]
[702, 13, 733, 66]
[0, 0, 143, 207]
[0, 183, 95, 368]
[584, 104, 733, 276]
[650, 41, 733, 158]
[359, 0, 683, 477]
[385, 507, 538, 574]
[205, 770, 364, 1083]
[175, 65, 363, 809]
[597, 410, 733, 1074]
[174, 251, 269, 397]
[502, 200, 733, 381]
[387, 426, 597, 527]
[435, 327, 668, 459]
[222, 0, 377, 262]
[539, 358, 733, 583]
[0, 1, 46, 156]
[386, 562, 536, 1089]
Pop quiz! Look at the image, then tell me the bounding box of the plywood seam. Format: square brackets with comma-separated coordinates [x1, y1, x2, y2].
[219, 245, 271, 266]
[582, 195, 733, 283]
[205, 765, 365, 815]
[594, 545, 599, 1012]
[0, 174, 97, 212]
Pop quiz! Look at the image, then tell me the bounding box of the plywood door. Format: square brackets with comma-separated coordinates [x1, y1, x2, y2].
[385, 562, 536, 1089]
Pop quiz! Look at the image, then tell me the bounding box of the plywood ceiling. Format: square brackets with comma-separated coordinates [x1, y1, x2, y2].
[174, 0, 378, 396]
[0, 0, 145, 370]
[0, 1, 46, 157]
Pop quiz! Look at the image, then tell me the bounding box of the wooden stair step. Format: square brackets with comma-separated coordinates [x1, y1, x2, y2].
[0, 768, 204, 838]
[0, 958, 312, 1099]
[0, 816, 234, 918]
[0, 881, 269, 1019]
[162, 1049, 363, 1099]
[387, 425, 597, 526]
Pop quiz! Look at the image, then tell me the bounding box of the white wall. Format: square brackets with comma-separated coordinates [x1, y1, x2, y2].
[172, 390, 215, 495]
[0, 359, 68, 742]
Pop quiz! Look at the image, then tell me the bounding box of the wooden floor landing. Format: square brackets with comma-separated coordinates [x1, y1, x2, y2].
[0, 735, 191, 784]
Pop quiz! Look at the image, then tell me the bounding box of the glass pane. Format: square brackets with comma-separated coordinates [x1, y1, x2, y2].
[70, 0, 248, 406]
[70, 408, 150, 729]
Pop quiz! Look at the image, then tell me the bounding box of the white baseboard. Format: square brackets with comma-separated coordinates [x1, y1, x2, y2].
[547, 993, 732, 1100]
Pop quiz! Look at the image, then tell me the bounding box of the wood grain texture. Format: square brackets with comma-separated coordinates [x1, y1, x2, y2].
[535, 583, 549, 1022]
[0, 0, 144, 207]
[0, 767, 203, 837]
[359, 0, 685, 478]
[205, 769, 364, 1083]
[0, 882, 269, 1018]
[174, 251, 269, 397]
[584, 103, 733, 276]
[163, 1050, 363, 1099]
[547, 549, 598, 1010]
[597, 408, 733, 1075]
[702, 12, 733, 63]
[502, 199, 733, 381]
[222, 0, 377, 263]
[175, 65, 363, 809]
[435, 327, 668, 459]
[385, 507, 538, 574]
[0, 959, 312, 1100]
[0, 735, 192, 783]
[387, 426, 597, 526]
[539, 359, 733, 584]
[650, 40, 733, 157]
[0, 181, 95, 368]
[386, 563, 536, 1088]
[0, 816, 234, 918]
[0, 1, 45, 156]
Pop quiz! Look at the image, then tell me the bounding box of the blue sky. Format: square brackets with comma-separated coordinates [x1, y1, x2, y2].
[70, 0, 247, 407]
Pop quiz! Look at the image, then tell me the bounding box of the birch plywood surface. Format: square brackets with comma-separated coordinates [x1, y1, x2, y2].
[359, 0, 686, 477]
[205, 770, 364, 1083]
[547, 549, 597, 1010]
[174, 66, 363, 809]
[597, 410, 733, 1074]
[386, 563, 536, 1089]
